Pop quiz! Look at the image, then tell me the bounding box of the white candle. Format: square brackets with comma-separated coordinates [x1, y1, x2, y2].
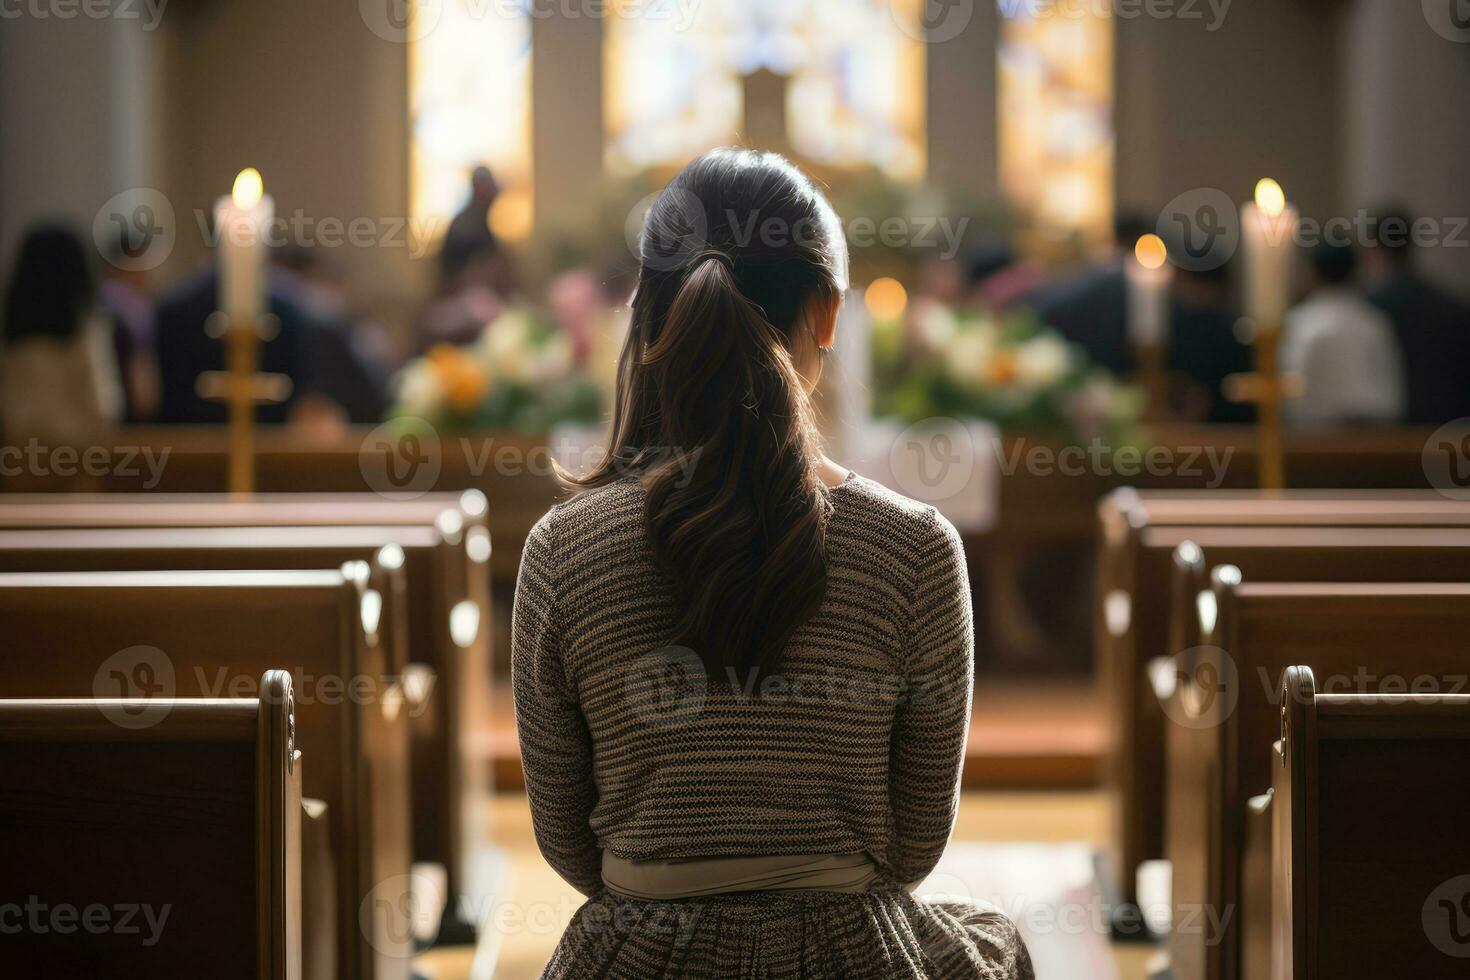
[214, 167, 274, 323]
[1241, 178, 1298, 332]
[1126, 233, 1174, 347]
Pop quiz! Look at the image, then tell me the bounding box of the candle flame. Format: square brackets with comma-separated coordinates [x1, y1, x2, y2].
[1134, 234, 1168, 271]
[1254, 178, 1286, 218]
[232, 168, 264, 209]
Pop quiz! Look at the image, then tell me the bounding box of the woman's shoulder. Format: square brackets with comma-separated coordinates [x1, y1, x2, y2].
[831, 473, 958, 546]
[527, 477, 646, 555]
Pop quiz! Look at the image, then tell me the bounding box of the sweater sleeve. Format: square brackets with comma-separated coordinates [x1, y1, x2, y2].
[511, 509, 603, 896]
[888, 508, 974, 887]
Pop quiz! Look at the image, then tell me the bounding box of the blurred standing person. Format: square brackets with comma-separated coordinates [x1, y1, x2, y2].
[1363, 208, 1470, 425]
[99, 230, 161, 421]
[1282, 242, 1406, 429]
[273, 245, 392, 424]
[1166, 260, 1254, 423]
[439, 165, 515, 296]
[1025, 213, 1153, 375]
[1, 224, 125, 443]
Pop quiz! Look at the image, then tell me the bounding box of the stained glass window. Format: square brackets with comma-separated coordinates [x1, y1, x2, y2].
[998, 1, 1114, 257]
[410, 0, 534, 242]
[604, 0, 925, 180]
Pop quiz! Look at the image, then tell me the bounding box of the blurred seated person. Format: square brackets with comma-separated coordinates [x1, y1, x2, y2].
[1282, 241, 1406, 429]
[1363, 208, 1470, 424]
[99, 229, 161, 421]
[1166, 259, 1254, 423]
[1, 224, 125, 443]
[964, 243, 1041, 311]
[1025, 213, 1153, 375]
[416, 240, 506, 352]
[273, 245, 392, 424]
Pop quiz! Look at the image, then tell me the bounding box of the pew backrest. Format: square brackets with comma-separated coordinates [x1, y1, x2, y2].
[0, 671, 300, 979]
[1276, 666, 1470, 979]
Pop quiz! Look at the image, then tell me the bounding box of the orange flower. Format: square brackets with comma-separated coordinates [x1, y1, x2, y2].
[427, 344, 487, 413]
[983, 349, 1020, 387]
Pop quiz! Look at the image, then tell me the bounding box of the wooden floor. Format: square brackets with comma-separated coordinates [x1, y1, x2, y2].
[481, 680, 1111, 792]
[417, 791, 1161, 980]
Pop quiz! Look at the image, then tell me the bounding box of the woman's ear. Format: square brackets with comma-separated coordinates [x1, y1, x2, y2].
[810, 294, 839, 351]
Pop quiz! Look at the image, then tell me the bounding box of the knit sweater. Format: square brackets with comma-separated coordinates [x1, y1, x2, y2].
[512, 473, 974, 898]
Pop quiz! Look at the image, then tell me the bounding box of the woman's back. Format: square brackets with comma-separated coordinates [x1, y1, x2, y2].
[511, 147, 1030, 978]
[515, 473, 972, 890]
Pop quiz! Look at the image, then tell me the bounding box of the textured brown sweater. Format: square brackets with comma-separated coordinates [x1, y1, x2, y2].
[512, 474, 973, 898]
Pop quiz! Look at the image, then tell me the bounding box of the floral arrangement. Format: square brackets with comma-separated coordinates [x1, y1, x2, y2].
[392, 307, 606, 433]
[872, 301, 1143, 446]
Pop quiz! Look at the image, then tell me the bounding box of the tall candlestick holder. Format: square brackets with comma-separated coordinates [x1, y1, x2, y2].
[196, 311, 292, 495]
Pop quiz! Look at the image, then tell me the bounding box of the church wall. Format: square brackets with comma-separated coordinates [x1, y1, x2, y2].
[0, 15, 160, 276]
[1116, 0, 1343, 226]
[1340, 0, 1470, 298]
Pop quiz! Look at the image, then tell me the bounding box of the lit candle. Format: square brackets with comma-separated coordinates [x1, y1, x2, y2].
[214, 167, 274, 323]
[1241, 178, 1298, 332]
[1126, 233, 1173, 347]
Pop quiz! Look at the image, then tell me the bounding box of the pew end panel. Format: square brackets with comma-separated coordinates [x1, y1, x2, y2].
[0, 673, 301, 980]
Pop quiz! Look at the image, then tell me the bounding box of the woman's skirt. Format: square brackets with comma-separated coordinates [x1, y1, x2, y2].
[540, 889, 1035, 979]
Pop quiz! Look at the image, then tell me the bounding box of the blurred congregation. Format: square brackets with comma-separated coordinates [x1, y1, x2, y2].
[3, 0, 1469, 453]
[5, 175, 1469, 446]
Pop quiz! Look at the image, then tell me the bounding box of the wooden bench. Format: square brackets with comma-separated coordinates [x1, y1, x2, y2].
[1267, 665, 1470, 978]
[0, 671, 299, 978]
[0, 494, 492, 936]
[1163, 576, 1470, 980]
[0, 569, 409, 979]
[1096, 489, 1470, 920]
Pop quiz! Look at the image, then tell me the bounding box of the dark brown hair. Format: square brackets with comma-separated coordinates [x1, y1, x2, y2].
[569, 148, 848, 677]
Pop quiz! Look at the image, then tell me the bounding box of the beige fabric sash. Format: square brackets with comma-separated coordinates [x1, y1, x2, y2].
[601, 851, 880, 900]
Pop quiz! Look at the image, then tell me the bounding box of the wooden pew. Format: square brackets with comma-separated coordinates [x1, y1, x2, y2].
[0, 670, 300, 978]
[1271, 665, 1470, 979]
[0, 494, 492, 936]
[0, 569, 409, 979]
[1163, 575, 1470, 980]
[1096, 489, 1470, 922]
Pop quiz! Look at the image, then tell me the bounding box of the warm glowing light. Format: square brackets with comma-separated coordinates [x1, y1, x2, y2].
[864, 277, 908, 321]
[232, 168, 264, 209]
[1254, 178, 1286, 218]
[1134, 234, 1168, 271]
[489, 188, 533, 241]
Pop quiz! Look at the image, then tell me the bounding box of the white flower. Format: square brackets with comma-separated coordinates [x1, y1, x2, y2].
[526, 333, 573, 385]
[914, 302, 959, 349]
[944, 328, 997, 388]
[393, 359, 445, 417]
[484, 312, 533, 383]
[1016, 335, 1071, 389]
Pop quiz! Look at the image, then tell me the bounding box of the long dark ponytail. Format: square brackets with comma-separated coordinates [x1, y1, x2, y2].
[568, 149, 848, 678]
